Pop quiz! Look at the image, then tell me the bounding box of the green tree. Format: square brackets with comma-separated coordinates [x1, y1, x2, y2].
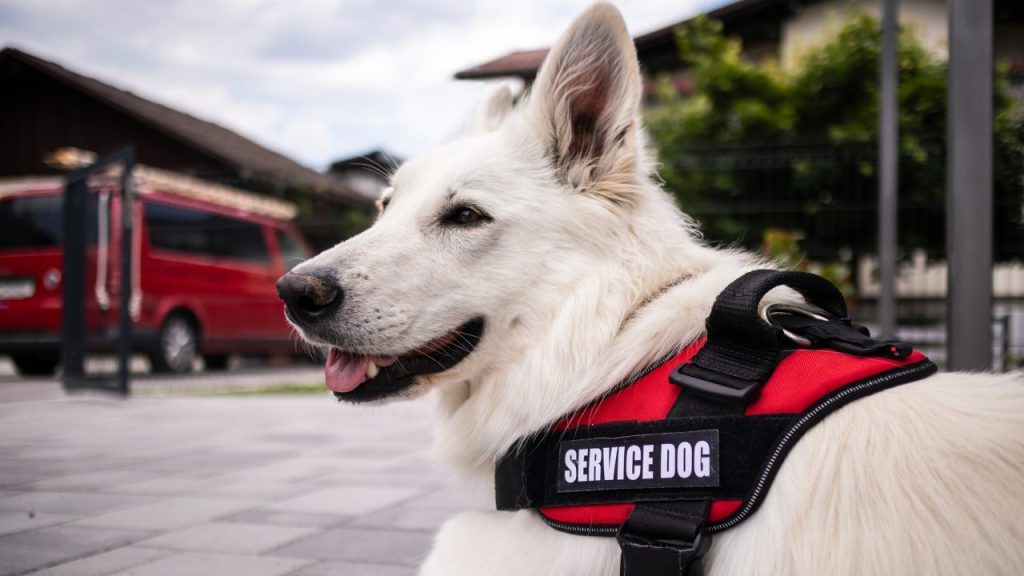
[647, 14, 1024, 262]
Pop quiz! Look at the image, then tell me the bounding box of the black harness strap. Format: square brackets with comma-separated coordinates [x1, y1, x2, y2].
[621, 270, 860, 576]
[671, 270, 849, 413]
[618, 500, 711, 576]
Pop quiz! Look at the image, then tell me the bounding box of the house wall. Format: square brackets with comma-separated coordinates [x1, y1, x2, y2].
[781, 0, 948, 68]
[782, 0, 1024, 71]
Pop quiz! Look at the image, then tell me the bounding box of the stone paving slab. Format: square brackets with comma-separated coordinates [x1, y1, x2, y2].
[136, 522, 318, 554]
[28, 548, 172, 576]
[0, 491, 158, 517]
[0, 511, 79, 537]
[0, 525, 154, 576]
[264, 485, 420, 516]
[107, 551, 312, 576]
[294, 561, 416, 576]
[0, 384, 485, 575]
[72, 497, 264, 532]
[271, 526, 434, 566]
[220, 510, 352, 529]
[348, 504, 462, 533]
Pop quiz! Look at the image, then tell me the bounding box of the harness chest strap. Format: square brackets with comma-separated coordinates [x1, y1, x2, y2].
[493, 270, 937, 576]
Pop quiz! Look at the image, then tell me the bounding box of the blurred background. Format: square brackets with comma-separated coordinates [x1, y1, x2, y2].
[0, 2, 1021, 575]
[1, 0, 1022, 381]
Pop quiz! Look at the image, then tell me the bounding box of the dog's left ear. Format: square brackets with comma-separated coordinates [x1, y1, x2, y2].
[527, 3, 642, 203]
[461, 84, 515, 137]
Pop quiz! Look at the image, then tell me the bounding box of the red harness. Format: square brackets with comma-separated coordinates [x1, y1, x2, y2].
[538, 338, 930, 531]
[493, 270, 936, 576]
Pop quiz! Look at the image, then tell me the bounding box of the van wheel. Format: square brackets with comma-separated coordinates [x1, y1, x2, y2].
[151, 314, 197, 374]
[204, 354, 229, 371]
[11, 351, 60, 376]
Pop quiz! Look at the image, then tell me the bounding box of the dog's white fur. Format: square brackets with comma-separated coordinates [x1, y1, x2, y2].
[293, 4, 1024, 574]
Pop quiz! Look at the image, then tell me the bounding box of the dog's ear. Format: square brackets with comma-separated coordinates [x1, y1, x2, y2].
[527, 3, 642, 204]
[461, 84, 515, 137]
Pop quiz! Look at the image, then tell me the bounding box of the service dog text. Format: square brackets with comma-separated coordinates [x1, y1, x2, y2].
[555, 430, 719, 493]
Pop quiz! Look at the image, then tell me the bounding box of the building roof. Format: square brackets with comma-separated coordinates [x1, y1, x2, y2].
[452, 0, 794, 81]
[0, 166, 299, 221]
[328, 149, 403, 175]
[453, 48, 551, 81]
[1, 47, 368, 206]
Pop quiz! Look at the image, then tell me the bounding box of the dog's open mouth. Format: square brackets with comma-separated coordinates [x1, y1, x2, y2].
[325, 318, 484, 402]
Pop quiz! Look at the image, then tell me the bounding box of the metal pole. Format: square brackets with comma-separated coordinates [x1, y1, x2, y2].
[878, 0, 900, 339]
[947, 0, 993, 371]
[117, 150, 135, 395]
[61, 178, 88, 389]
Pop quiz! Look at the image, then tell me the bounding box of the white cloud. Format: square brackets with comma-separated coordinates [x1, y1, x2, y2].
[0, 0, 727, 169]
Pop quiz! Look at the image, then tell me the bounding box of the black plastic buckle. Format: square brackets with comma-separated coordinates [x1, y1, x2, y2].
[617, 529, 711, 576]
[670, 365, 761, 405]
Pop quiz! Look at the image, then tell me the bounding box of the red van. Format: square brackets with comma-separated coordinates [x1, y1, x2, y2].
[0, 170, 311, 376]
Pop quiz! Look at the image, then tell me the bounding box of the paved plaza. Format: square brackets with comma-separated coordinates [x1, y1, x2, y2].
[0, 379, 490, 575]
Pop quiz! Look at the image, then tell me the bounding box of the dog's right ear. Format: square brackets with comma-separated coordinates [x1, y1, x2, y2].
[460, 84, 515, 137]
[526, 3, 643, 205]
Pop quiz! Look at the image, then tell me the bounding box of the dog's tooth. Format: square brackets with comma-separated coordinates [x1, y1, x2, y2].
[366, 362, 380, 379]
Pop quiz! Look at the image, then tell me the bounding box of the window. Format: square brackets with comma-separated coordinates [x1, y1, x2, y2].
[0, 194, 98, 250]
[144, 202, 269, 264]
[275, 229, 310, 271]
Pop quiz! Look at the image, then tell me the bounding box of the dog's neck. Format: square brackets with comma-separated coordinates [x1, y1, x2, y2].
[431, 192, 764, 480]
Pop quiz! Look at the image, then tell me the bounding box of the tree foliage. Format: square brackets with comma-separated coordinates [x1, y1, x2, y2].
[647, 14, 1024, 261]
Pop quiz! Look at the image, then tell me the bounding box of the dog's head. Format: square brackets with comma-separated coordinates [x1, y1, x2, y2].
[278, 3, 659, 403]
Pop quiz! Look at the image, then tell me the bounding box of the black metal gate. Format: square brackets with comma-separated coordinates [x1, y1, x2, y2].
[62, 147, 135, 395]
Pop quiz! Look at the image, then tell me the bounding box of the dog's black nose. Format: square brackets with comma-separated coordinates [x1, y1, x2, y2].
[276, 270, 342, 324]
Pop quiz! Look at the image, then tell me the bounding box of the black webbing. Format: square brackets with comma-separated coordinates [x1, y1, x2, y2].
[625, 271, 840, 575]
[671, 270, 848, 413]
[772, 313, 911, 359]
[618, 500, 711, 576]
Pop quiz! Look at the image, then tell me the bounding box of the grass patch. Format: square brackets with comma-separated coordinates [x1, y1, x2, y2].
[221, 383, 328, 395]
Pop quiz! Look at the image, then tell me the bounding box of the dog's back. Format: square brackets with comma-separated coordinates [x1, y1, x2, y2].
[708, 372, 1024, 575]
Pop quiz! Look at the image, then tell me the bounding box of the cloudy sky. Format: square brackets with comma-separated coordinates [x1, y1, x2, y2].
[0, 0, 728, 170]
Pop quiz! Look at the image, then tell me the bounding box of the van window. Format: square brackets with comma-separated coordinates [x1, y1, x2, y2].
[145, 202, 269, 264]
[0, 194, 98, 250]
[275, 229, 311, 271]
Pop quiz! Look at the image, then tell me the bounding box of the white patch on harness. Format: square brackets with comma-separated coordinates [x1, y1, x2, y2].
[556, 430, 719, 493]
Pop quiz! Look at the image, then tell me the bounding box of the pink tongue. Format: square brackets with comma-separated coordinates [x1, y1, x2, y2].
[325, 348, 369, 393]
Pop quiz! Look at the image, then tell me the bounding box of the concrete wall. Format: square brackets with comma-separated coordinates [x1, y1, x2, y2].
[856, 251, 1024, 298]
[781, 0, 949, 68]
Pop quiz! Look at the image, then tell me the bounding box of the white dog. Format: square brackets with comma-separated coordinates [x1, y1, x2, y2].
[278, 4, 1024, 574]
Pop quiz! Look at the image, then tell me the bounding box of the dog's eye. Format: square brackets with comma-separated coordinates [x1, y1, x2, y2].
[443, 205, 488, 226]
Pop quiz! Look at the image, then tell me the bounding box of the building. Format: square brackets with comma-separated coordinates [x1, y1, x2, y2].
[327, 149, 402, 204]
[455, 0, 1024, 96]
[0, 47, 375, 249]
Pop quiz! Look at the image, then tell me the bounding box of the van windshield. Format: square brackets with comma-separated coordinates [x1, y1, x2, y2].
[0, 194, 98, 251]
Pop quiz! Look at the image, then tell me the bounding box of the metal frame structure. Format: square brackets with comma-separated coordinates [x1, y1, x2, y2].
[62, 147, 136, 395]
[947, 0, 993, 371]
[877, 0, 899, 339]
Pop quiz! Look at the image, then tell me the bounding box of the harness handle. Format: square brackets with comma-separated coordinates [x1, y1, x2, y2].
[705, 269, 848, 356]
[670, 270, 849, 410]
